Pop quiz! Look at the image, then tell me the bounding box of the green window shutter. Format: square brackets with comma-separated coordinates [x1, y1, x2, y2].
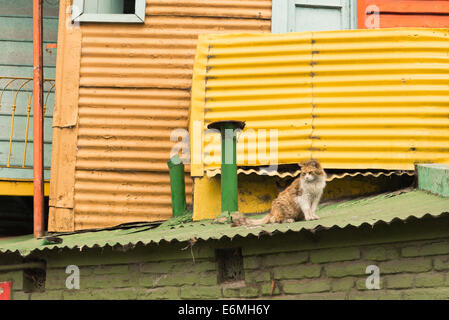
[272, 0, 357, 33]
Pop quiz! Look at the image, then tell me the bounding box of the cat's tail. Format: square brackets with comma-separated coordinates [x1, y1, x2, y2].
[231, 213, 271, 227]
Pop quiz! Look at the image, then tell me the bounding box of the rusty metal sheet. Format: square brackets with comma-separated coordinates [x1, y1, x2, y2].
[49, 0, 271, 230]
[74, 87, 194, 229]
[146, 0, 272, 19]
[76, 87, 190, 171]
[48, 0, 80, 232]
[79, 0, 271, 89]
[74, 170, 193, 230]
[189, 28, 449, 176]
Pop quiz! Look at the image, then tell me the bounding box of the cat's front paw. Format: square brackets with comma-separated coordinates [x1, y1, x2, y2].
[305, 213, 319, 221]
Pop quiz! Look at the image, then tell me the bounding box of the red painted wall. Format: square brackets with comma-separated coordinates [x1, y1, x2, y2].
[0, 282, 12, 300]
[358, 0, 449, 28]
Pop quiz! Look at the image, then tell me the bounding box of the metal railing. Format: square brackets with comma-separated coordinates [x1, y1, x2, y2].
[0, 76, 55, 170]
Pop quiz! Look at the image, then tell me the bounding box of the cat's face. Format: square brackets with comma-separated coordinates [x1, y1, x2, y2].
[300, 160, 324, 182]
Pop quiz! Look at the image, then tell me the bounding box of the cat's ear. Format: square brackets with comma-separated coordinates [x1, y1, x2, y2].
[311, 159, 322, 169]
[299, 159, 323, 170]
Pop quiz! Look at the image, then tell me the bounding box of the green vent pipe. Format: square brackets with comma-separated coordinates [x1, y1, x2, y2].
[168, 154, 186, 217]
[207, 120, 246, 213]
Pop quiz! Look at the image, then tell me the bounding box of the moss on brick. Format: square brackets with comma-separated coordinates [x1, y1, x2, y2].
[261, 281, 280, 296]
[138, 287, 179, 300]
[180, 286, 221, 299]
[295, 292, 347, 300]
[95, 288, 138, 300]
[355, 277, 384, 290]
[281, 279, 331, 294]
[189, 261, 217, 273]
[5, 214, 449, 301]
[385, 274, 414, 289]
[243, 256, 261, 270]
[197, 272, 217, 286]
[273, 264, 321, 280]
[379, 258, 432, 274]
[79, 266, 94, 276]
[245, 270, 271, 283]
[239, 286, 259, 298]
[272, 295, 304, 300]
[63, 289, 97, 300]
[402, 241, 449, 258]
[45, 268, 82, 290]
[310, 247, 360, 264]
[332, 277, 355, 292]
[0, 270, 23, 290]
[348, 289, 402, 300]
[155, 272, 197, 287]
[12, 292, 30, 300]
[433, 256, 449, 271]
[93, 264, 129, 275]
[46, 268, 68, 279]
[262, 252, 309, 267]
[414, 273, 446, 288]
[83, 273, 138, 289]
[169, 260, 215, 273]
[141, 261, 176, 274]
[402, 288, 449, 300]
[222, 287, 240, 298]
[29, 290, 63, 300]
[138, 273, 164, 288]
[325, 261, 368, 278]
[362, 247, 399, 261]
[45, 277, 67, 290]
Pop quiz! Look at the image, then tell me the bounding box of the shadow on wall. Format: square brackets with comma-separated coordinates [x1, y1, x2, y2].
[0, 196, 49, 236]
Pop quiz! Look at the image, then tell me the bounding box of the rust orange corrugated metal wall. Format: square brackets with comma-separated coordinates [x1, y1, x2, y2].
[51, 0, 271, 231]
[358, 0, 449, 28]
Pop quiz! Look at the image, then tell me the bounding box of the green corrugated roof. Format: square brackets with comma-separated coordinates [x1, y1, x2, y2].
[1, 189, 448, 257]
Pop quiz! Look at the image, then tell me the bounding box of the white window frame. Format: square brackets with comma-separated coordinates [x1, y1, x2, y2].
[272, 0, 358, 33]
[72, 0, 146, 23]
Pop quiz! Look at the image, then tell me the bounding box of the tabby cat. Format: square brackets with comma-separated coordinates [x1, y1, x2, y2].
[231, 160, 326, 226]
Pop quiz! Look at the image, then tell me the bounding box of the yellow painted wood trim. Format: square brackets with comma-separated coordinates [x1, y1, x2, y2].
[192, 176, 221, 221]
[0, 181, 50, 196]
[189, 34, 212, 177]
[192, 174, 278, 221]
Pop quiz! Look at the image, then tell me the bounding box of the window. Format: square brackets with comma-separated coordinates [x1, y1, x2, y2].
[272, 0, 357, 33]
[216, 248, 244, 284]
[72, 0, 145, 23]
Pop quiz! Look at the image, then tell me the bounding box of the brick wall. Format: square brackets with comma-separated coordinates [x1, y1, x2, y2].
[2, 217, 449, 300]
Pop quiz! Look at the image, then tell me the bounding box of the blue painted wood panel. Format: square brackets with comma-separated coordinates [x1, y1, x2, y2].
[0, 0, 59, 180]
[0, 0, 59, 16]
[0, 16, 59, 42]
[272, 0, 357, 33]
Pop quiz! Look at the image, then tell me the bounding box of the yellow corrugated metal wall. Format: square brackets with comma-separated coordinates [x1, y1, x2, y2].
[190, 28, 449, 177]
[53, 0, 272, 230]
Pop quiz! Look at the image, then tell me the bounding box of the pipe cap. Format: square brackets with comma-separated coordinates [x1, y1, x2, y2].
[207, 120, 246, 131]
[167, 154, 183, 168]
